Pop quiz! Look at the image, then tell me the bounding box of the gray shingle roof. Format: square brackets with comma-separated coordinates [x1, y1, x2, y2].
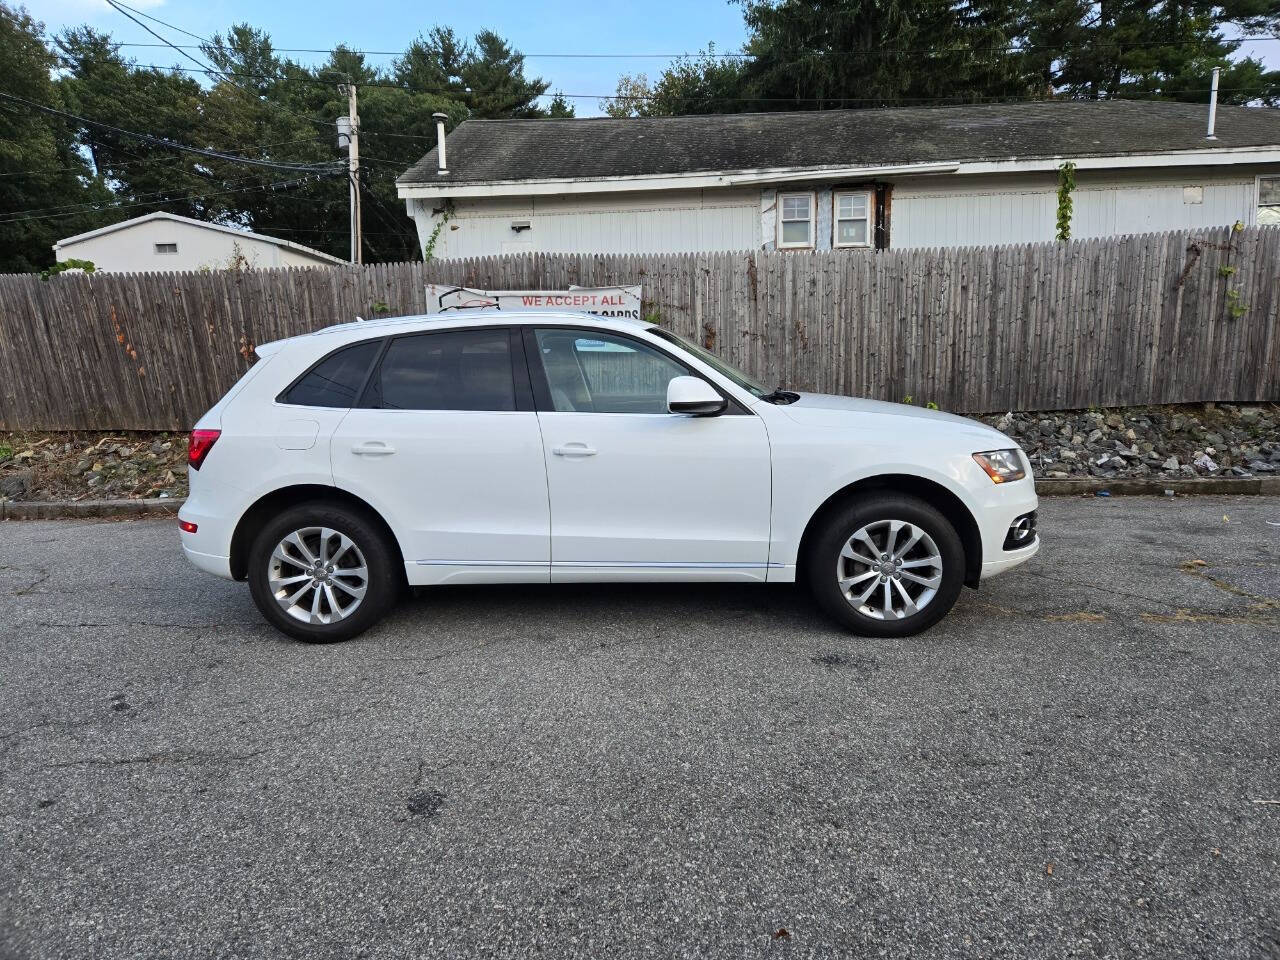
[398, 100, 1280, 186]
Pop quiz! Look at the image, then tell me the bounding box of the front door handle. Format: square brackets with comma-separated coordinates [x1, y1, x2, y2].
[352, 441, 396, 456]
[552, 442, 597, 458]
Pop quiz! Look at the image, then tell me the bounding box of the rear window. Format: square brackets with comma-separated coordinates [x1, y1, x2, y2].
[280, 340, 381, 407]
[367, 329, 515, 411]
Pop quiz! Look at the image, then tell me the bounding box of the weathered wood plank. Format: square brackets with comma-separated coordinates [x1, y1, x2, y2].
[2, 227, 1278, 430]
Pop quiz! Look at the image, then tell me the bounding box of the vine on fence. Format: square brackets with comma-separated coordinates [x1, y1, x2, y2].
[1055, 162, 1076, 242]
[1179, 221, 1249, 319]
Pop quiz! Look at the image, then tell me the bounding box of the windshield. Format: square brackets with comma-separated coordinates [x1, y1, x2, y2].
[647, 328, 771, 398]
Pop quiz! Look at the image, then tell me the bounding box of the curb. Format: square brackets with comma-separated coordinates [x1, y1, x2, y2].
[2, 478, 1278, 520]
[0, 497, 184, 520]
[1036, 476, 1280, 497]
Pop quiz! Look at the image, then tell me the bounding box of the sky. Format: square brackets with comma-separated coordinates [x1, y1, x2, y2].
[24, 0, 753, 116]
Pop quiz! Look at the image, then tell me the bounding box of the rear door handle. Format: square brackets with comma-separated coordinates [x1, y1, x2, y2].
[552, 442, 597, 458]
[352, 441, 396, 456]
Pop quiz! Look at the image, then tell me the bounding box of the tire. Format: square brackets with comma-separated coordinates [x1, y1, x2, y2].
[805, 493, 965, 637]
[247, 501, 399, 643]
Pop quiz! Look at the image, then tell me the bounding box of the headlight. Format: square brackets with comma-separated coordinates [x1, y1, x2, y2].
[972, 449, 1026, 484]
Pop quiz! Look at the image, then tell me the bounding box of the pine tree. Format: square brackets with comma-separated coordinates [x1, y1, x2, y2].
[0, 6, 106, 272]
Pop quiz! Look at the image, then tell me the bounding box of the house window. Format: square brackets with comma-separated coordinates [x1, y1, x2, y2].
[777, 193, 814, 248]
[1259, 177, 1280, 226]
[833, 191, 873, 247]
[154, 242, 178, 254]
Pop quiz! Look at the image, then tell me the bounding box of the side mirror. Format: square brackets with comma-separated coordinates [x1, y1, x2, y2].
[667, 375, 727, 416]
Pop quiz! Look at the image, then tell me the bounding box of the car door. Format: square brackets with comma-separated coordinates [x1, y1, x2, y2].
[331, 325, 550, 585]
[526, 326, 772, 582]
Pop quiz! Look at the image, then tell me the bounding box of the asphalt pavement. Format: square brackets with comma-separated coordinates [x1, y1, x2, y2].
[1, 496, 1278, 959]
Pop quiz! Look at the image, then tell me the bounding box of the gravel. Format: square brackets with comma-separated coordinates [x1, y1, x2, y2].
[2, 497, 1279, 958]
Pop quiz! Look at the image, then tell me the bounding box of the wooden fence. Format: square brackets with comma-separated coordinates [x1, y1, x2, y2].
[1, 225, 1277, 431]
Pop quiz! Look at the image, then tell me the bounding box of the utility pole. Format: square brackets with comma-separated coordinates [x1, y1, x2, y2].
[338, 83, 362, 264]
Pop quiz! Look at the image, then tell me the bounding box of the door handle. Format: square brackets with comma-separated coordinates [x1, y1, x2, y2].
[552, 442, 597, 458]
[351, 441, 396, 456]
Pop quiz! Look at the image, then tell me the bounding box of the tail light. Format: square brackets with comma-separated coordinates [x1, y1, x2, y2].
[188, 429, 221, 470]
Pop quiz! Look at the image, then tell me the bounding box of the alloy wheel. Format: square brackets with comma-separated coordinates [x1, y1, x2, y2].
[836, 519, 943, 621]
[268, 526, 369, 625]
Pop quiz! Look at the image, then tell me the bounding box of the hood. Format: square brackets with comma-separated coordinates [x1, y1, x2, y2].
[776, 393, 1014, 446]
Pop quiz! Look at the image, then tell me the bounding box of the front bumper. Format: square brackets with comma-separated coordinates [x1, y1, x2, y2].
[981, 535, 1039, 579]
[972, 474, 1039, 582]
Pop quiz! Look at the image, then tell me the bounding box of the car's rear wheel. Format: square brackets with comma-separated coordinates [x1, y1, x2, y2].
[247, 502, 398, 643]
[806, 493, 965, 637]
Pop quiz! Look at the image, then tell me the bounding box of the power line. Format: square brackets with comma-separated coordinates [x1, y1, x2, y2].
[3, 173, 267, 218]
[0, 135, 328, 179]
[101, 35, 1280, 59]
[597, 86, 1263, 103]
[0, 93, 338, 171]
[102, 0, 334, 130]
[0, 172, 341, 225]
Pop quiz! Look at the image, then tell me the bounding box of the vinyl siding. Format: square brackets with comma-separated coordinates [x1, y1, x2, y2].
[55, 218, 338, 272]
[891, 168, 1265, 248]
[409, 164, 1280, 256]
[413, 189, 760, 259]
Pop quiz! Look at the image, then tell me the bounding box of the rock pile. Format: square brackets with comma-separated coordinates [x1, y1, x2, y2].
[0, 433, 188, 502]
[978, 403, 1280, 480]
[2, 402, 1277, 501]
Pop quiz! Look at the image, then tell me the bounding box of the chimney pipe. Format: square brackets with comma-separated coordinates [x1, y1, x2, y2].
[1206, 67, 1220, 140]
[432, 112, 449, 174]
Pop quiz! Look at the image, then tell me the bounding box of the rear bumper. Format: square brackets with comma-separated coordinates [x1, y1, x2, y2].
[178, 475, 240, 581]
[182, 543, 233, 579]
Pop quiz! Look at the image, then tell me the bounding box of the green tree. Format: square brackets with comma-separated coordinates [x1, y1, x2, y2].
[601, 73, 653, 117]
[0, 14, 573, 268]
[56, 27, 215, 218]
[736, 0, 1034, 109]
[0, 4, 105, 273]
[630, 0, 1280, 115]
[394, 27, 472, 100]
[1022, 0, 1280, 104]
[547, 92, 576, 117]
[462, 30, 550, 118]
[647, 49, 752, 114]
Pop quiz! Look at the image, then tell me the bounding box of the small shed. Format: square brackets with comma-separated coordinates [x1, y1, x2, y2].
[54, 212, 346, 273]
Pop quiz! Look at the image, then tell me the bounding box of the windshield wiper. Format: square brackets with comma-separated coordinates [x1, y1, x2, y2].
[760, 386, 800, 404]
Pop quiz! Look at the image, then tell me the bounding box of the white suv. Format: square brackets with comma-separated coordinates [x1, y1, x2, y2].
[179, 312, 1038, 643]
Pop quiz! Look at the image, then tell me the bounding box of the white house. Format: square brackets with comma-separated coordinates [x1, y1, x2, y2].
[54, 212, 347, 273]
[397, 100, 1280, 258]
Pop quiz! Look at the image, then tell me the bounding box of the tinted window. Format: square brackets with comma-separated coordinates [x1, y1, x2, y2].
[282, 340, 380, 407]
[535, 329, 686, 414]
[369, 329, 515, 411]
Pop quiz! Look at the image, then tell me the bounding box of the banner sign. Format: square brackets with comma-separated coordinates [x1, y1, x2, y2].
[425, 284, 643, 320]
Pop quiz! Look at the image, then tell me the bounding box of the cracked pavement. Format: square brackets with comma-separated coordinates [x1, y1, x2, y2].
[1, 496, 1278, 959]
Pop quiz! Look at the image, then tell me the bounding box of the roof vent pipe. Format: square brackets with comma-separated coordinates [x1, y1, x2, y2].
[1206, 66, 1220, 140]
[432, 112, 449, 174]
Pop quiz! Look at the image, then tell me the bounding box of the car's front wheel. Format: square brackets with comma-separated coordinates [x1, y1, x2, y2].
[806, 493, 965, 637]
[247, 502, 399, 643]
